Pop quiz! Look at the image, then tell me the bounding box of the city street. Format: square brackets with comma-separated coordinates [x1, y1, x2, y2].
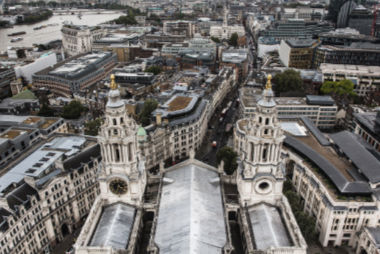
[196, 85, 240, 166]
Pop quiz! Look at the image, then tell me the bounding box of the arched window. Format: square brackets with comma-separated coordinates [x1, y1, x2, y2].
[258, 117, 262, 123]
[265, 118, 269, 125]
[113, 118, 117, 125]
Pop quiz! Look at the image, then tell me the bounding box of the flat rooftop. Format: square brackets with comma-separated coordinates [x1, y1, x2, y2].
[241, 89, 335, 107]
[286, 39, 318, 48]
[320, 63, 380, 75]
[222, 49, 248, 63]
[34, 52, 114, 81]
[0, 129, 26, 139]
[155, 94, 199, 118]
[23, 117, 41, 125]
[0, 136, 92, 196]
[168, 96, 193, 112]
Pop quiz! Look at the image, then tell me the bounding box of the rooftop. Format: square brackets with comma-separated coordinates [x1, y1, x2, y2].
[154, 94, 200, 118]
[168, 96, 193, 112]
[222, 49, 248, 63]
[286, 39, 318, 48]
[237, 118, 375, 199]
[23, 117, 41, 124]
[35, 52, 114, 81]
[354, 111, 380, 140]
[154, 161, 227, 253]
[11, 89, 37, 100]
[0, 136, 89, 196]
[0, 129, 25, 139]
[249, 203, 292, 250]
[320, 64, 380, 75]
[89, 203, 135, 249]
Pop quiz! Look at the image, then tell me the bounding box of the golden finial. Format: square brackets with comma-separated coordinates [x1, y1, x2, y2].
[265, 74, 272, 90]
[110, 74, 117, 90]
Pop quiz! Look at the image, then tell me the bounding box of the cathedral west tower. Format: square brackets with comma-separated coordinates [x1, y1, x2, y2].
[237, 75, 286, 206]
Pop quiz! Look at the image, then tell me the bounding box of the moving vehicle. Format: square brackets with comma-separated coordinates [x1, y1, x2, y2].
[8, 31, 26, 36]
[10, 37, 23, 42]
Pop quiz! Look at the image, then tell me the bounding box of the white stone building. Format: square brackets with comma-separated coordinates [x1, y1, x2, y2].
[61, 25, 104, 57]
[239, 86, 338, 129]
[236, 86, 380, 249]
[75, 75, 146, 253]
[0, 135, 101, 254]
[210, 7, 245, 40]
[320, 63, 380, 98]
[234, 75, 307, 253]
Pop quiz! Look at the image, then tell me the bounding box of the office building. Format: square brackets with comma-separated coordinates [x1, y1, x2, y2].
[0, 134, 100, 254]
[33, 52, 117, 97]
[320, 64, 380, 98]
[61, 24, 104, 57]
[279, 39, 320, 69]
[314, 43, 380, 68]
[239, 86, 337, 128]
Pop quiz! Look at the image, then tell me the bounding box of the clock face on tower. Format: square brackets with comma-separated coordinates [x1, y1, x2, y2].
[109, 178, 128, 195]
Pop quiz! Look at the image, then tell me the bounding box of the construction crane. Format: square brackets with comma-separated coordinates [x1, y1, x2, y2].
[371, 4, 380, 37]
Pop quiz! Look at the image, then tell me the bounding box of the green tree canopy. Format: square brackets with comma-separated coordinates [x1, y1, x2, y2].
[228, 32, 239, 47]
[216, 146, 238, 175]
[320, 79, 355, 96]
[61, 100, 86, 119]
[320, 79, 356, 107]
[211, 36, 220, 43]
[84, 118, 103, 136]
[272, 69, 304, 95]
[38, 103, 55, 117]
[138, 99, 158, 126]
[283, 180, 318, 243]
[114, 15, 137, 25]
[145, 66, 162, 75]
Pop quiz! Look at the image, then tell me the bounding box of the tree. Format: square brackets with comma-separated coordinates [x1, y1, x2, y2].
[228, 32, 239, 47]
[321, 79, 355, 96]
[138, 99, 158, 126]
[320, 79, 356, 107]
[38, 103, 55, 117]
[216, 146, 238, 175]
[61, 100, 86, 119]
[283, 180, 318, 244]
[84, 118, 103, 136]
[211, 36, 220, 43]
[272, 69, 304, 96]
[114, 15, 137, 25]
[145, 66, 162, 75]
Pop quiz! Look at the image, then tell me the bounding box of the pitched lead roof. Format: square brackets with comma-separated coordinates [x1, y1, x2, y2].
[154, 163, 227, 254]
[249, 203, 292, 250]
[330, 131, 380, 184]
[89, 203, 135, 249]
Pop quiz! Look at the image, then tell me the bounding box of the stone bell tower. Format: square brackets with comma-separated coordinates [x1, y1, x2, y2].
[97, 74, 146, 205]
[237, 75, 286, 206]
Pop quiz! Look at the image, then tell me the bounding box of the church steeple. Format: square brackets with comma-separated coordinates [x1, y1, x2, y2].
[97, 75, 146, 205]
[237, 75, 285, 206]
